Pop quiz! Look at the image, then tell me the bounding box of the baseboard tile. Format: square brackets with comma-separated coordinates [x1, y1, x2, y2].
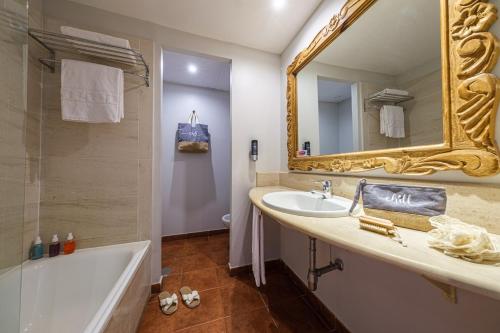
[150, 274, 164, 294]
[228, 259, 282, 277]
[161, 228, 229, 242]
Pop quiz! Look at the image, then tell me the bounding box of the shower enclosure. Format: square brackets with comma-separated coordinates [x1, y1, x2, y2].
[0, 0, 28, 332]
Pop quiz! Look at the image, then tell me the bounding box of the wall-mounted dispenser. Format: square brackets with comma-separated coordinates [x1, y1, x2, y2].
[251, 140, 258, 161]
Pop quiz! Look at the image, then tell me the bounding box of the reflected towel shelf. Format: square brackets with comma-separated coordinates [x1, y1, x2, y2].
[28, 28, 150, 87]
[364, 90, 414, 112]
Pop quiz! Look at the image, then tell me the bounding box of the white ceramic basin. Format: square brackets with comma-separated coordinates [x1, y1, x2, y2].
[262, 191, 357, 218]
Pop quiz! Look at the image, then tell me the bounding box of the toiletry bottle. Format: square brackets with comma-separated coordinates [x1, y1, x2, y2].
[30, 236, 44, 260]
[304, 141, 311, 156]
[63, 233, 76, 255]
[49, 234, 61, 257]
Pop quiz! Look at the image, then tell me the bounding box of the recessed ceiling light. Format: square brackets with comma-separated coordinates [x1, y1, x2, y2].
[187, 64, 198, 74]
[272, 0, 286, 10]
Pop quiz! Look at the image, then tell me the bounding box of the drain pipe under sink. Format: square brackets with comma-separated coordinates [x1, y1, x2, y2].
[307, 237, 344, 291]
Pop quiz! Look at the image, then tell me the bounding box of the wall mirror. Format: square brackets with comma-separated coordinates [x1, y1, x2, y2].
[287, 0, 500, 176]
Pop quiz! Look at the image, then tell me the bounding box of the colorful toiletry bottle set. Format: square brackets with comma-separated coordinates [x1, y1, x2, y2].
[29, 233, 76, 260]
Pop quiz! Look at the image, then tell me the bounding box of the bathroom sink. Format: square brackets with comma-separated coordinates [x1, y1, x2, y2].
[262, 191, 357, 218]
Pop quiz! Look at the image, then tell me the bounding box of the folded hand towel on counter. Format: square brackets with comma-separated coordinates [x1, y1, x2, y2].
[380, 105, 405, 138]
[61, 59, 124, 123]
[252, 205, 266, 287]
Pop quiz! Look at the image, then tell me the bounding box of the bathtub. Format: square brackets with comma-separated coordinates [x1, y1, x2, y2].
[19, 240, 151, 333]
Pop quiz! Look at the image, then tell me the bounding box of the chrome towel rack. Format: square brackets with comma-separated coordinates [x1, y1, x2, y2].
[364, 90, 414, 112]
[28, 28, 150, 87]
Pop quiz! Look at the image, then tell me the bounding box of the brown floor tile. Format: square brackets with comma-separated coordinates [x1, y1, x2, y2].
[225, 308, 278, 333]
[173, 288, 225, 331]
[208, 232, 229, 241]
[259, 272, 303, 306]
[206, 234, 229, 251]
[163, 240, 200, 259]
[216, 266, 253, 288]
[206, 249, 229, 266]
[162, 274, 182, 293]
[220, 282, 266, 316]
[176, 319, 227, 333]
[181, 254, 219, 272]
[162, 257, 183, 274]
[138, 298, 176, 333]
[269, 297, 329, 333]
[187, 235, 210, 248]
[181, 268, 219, 291]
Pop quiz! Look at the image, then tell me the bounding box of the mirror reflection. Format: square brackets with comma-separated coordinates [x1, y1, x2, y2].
[297, 0, 442, 157]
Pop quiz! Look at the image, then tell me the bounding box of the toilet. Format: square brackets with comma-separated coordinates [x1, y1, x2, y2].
[222, 214, 231, 229]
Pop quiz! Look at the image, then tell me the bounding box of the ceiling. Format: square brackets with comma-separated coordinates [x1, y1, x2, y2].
[314, 0, 441, 76]
[67, 0, 322, 54]
[163, 51, 231, 91]
[318, 78, 351, 103]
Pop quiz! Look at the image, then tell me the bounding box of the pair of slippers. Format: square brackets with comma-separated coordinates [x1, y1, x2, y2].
[158, 286, 200, 315]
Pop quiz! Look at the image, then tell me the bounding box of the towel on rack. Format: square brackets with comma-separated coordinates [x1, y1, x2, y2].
[252, 205, 266, 287]
[380, 105, 405, 138]
[60, 26, 136, 63]
[381, 88, 409, 96]
[61, 59, 124, 123]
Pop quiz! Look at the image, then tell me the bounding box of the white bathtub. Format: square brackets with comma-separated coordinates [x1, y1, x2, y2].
[19, 240, 151, 333]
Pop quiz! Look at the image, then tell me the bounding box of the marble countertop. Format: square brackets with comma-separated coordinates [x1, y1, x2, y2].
[249, 186, 500, 301]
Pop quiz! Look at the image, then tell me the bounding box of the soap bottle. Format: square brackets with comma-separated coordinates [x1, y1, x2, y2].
[30, 236, 44, 260]
[49, 234, 60, 257]
[63, 233, 76, 255]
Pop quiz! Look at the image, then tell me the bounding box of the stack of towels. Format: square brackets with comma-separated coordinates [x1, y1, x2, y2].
[380, 105, 405, 138]
[60, 26, 131, 123]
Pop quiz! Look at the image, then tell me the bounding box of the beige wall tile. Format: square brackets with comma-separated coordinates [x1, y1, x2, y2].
[37, 18, 155, 252]
[138, 159, 152, 241]
[39, 157, 138, 244]
[256, 172, 280, 187]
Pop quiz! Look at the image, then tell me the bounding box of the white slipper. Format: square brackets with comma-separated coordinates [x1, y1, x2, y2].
[158, 291, 178, 315]
[179, 286, 200, 308]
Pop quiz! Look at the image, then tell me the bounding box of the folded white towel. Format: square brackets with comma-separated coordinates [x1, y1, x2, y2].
[61, 59, 124, 123]
[60, 26, 135, 63]
[61, 26, 131, 49]
[382, 88, 409, 96]
[252, 205, 266, 287]
[380, 105, 405, 138]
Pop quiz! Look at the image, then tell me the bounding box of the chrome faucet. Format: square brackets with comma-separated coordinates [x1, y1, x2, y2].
[311, 180, 333, 199]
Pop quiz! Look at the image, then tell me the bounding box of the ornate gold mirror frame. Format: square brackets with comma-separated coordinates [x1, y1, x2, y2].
[287, 0, 500, 176]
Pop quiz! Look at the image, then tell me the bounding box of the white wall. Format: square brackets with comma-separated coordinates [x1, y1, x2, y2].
[318, 102, 339, 154]
[297, 69, 320, 155]
[280, 1, 500, 332]
[318, 99, 353, 155]
[337, 98, 353, 153]
[46, 0, 282, 282]
[161, 83, 230, 236]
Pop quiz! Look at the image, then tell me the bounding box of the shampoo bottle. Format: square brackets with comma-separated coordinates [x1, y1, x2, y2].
[63, 233, 76, 255]
[30, 236, 44, 260]
[49, 234, 60, 257]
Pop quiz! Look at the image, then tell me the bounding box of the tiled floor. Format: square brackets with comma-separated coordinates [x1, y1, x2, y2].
[137, 232, 332, 333]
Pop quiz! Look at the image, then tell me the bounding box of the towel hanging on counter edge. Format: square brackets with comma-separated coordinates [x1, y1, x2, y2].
[177, 110, 210, 153]
[252, 205, 266, 287]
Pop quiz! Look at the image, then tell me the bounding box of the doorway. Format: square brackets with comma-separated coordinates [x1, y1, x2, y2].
[160, 50, 232, 275]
